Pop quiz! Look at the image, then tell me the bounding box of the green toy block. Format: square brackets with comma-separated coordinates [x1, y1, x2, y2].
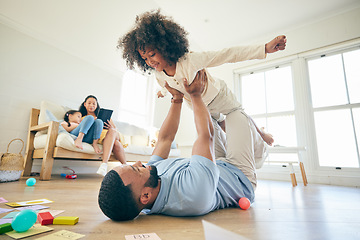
[0, 223, 13, 234]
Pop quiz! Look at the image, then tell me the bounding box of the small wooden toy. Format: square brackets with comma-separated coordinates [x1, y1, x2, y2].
[37, 212, 54, 225]
[53, 216, 79, 225]
[0, 223, 13, 234]
[11, 209, 37, 232]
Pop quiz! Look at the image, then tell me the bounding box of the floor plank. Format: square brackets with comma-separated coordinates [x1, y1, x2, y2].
[1, 175, 359, 239]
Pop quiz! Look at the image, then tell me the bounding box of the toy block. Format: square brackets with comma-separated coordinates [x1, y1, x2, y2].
[0, 223, 13, 234]
[53, 216, 79, 225]
[38, 212, 54, 225]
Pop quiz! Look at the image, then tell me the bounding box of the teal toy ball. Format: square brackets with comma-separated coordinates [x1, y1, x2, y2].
[26, 178, 36, 186]
[11, 209, 37, 232]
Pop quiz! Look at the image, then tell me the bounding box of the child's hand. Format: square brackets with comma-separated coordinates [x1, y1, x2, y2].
[265, 35, 287, 53]
[157, 91, 165, 98]
[183, 70, 207, 96]
[164, 82, 183, 100]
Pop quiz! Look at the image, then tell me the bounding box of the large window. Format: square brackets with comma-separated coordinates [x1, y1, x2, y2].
[237, 44, 360, 171]
[240, 65, 298, 164]
[308, 48, 360, 168]
[118, 70, 156, 128]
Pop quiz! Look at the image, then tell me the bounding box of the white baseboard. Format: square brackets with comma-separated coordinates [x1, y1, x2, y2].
[31, 159, 121, 175]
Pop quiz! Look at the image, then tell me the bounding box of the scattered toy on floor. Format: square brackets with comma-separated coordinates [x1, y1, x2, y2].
[0, 223, 13, 234]
[38, 212, 54, 225]
[238, 197, 251, 210]
[53, 216, 79, 225]
[11, 209, 37, 232]
[61, 166, 77, 179]
[26, 178, 36, 186]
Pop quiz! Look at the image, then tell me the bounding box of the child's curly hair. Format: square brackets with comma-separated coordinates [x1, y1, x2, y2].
[118, 9, 189, 72]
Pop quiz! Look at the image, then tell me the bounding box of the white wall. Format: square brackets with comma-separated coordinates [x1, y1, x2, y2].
[0, 23, 124, 171]
[173, 7, 360, 151]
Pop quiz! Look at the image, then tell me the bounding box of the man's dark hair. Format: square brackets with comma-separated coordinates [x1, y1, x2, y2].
[117, 9, 189, 72]
[98, 170, 141, 221]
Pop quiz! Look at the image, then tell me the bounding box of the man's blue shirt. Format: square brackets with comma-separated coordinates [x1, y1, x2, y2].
[143, 155, 254, 217]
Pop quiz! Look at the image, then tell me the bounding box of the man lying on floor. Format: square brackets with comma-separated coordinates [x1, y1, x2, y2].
[98, 70, 268, 221]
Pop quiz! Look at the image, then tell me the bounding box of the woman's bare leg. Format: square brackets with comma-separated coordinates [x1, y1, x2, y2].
[112, 140, 126, 164]
[96, 129, 116, 176]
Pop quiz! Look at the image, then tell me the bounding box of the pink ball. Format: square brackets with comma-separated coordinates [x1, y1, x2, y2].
[238, 197, 251, 210]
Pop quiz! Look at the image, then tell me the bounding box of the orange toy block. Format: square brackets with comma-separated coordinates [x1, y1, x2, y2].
[37, 212, 54, 225]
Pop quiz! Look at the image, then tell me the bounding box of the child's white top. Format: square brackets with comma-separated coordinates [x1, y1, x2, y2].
[155, 44, 266, 106]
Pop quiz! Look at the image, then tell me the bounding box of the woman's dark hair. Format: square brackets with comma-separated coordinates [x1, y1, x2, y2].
[98, 170, 141, 221]
[118, 9, 189, 72]
[63, 110, 81, 127]
[79, 95, 101, 117]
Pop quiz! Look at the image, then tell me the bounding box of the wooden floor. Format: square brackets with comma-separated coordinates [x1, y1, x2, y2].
[1, 175, 360, 240]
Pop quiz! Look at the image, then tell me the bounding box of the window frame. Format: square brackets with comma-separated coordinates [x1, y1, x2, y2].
[233, 39, 360, 179]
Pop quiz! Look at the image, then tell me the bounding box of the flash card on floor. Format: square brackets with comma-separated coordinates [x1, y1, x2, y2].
[125, 233, 161, 240]
[0, 208, 14, 214]
[16, 205, 49, 211]
[6, 225, 53, 239]
[0, 197, 8, 203]
[35, 230, 85, 240]
[6, 199, 53, 207]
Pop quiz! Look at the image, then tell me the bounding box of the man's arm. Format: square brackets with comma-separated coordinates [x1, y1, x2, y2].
[184, 71, 215, 163]
[152, 82, 183, 159]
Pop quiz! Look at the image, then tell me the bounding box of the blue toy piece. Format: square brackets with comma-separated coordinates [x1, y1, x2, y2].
[11, 209, 37, 232]
[26, 178, 36, 186]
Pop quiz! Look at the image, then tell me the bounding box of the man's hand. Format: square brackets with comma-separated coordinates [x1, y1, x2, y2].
[184, 70, 207, 97]
[164, 82, 183, 100]
[265, 35, 287, 54]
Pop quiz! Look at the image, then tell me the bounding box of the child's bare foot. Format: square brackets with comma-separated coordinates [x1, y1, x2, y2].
[74, 138, 83, 149]
[93, 143, 102, 153]
[261, 127, 274, 146]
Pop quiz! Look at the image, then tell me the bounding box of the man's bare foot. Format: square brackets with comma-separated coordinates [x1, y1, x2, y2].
[93, 143, 102, 153]
[261, 127, 274, 146]
[74, 137, 83, 149]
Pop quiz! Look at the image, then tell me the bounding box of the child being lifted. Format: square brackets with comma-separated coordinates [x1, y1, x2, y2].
[118, 9, 286, 168]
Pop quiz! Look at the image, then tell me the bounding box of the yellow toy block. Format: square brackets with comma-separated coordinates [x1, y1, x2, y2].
[53, 216, 79, 225]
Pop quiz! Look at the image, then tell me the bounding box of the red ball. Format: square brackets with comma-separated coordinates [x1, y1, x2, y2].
[238, 197, 251, 210]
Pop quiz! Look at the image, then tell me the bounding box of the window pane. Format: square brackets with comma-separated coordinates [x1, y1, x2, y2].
[267, 115, 297, 147]
[314, 109, 359, 168]
[119, 111, 147, 128]
[241, 72, 266, 115]
[120, 70, 148, 114]
[308, 55, 348, 108]
[343, 49, 360, 104]
[265, 66, 294, 113]
[352, 108, 360, 159]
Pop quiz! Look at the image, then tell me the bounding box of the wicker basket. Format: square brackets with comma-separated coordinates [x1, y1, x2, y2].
[0, 138, 25, 183]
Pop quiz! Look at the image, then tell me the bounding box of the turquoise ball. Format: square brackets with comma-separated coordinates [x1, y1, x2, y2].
[11, 209, 37, 232]
[26, 178, 36, 186]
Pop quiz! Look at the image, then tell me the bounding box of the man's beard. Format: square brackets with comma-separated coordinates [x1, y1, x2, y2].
[144, 165, 159, 188]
